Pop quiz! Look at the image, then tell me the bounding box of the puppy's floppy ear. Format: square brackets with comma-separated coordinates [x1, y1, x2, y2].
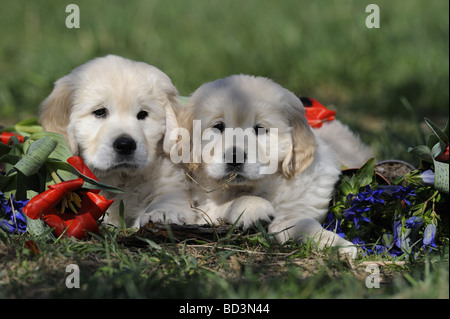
[160, 79, 184, 156]
[175, 100, 199, 171]
[163, 98, 180, 155]
[39, 75, 75, 138]
[281, 92, 317, 179]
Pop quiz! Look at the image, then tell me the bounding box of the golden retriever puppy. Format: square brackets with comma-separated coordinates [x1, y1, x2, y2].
[39, 55, 196, 228]
[176, 75, 357, 257]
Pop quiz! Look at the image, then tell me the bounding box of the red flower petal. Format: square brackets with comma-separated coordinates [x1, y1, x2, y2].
[67, 156, 99, 181]
[43, 212, 70, 237]
[79, 191, 114, 221]
[43, 210, 100, 239]
[24, 240, 40, 255]
[304, 98, 337, 129]
[38, 190, 112, 239]
[66, 212, 100, 239]
[23, 178, 84, 219]
[1, 132, 25, 144]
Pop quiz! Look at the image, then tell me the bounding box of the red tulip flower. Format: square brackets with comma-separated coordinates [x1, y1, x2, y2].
[1, 132, 25, 144]
[300, 97, 337, 129]
[24, 240, 40, 255]
[23, 156, 113, 239]
[436, 144, 449, 163]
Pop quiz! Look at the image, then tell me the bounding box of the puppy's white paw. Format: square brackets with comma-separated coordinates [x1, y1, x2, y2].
[338, 246, 358, 259]
[138, 209, 187, 228]
[227, 196, 275, 230]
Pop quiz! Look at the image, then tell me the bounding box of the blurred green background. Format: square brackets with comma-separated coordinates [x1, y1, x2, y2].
[0, 0, 448, 163]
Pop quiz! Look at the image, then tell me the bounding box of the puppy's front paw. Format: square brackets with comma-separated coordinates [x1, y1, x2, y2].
[138, 209, 187, 228]
[338, 246, 358, 259]
[227, 196, 275, 230]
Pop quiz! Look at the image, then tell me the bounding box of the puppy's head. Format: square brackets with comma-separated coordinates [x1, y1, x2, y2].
[179, 75, 316, 186]
[39, 55, 179, 176]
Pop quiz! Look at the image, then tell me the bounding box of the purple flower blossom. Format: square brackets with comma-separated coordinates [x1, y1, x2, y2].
[322, 212, 345, 238]
[324, 181, 435, 258]
[382, 185, 416, 206]
[393, 217, 423, 254]
[343, 185, 382, 228]
[423, 223, 437, 249]
[405, 216, 423, 229]
[347, 185, 385, 205]
[0, 191, 28, 234]
[352, 236, 387, 255]
[419, 169, 435, 185]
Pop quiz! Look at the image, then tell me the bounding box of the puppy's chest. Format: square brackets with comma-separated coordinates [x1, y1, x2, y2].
[102, 187, 155, 214]
[101, 177, 158, 207]
[194, 185, 273, 206]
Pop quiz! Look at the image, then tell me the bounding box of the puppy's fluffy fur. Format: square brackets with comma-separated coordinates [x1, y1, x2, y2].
[315, 120, 373, 168]
[179, 75, 362, 257]
[40, 55, 196, 228]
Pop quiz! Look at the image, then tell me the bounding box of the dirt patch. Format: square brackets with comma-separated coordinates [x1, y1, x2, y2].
[374, 160, 416, 184]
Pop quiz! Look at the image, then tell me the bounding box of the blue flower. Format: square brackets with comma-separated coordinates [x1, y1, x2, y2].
[343, 185, 382, 229]
[423, 223, 437, 249]
[0, 192, 28, 234]
[327, 177, 437, 259]
[404, 216, 423, 229]
[382, 185, 416, 206]
[393, 217, 423, 254]
[347, 185, 385, 205]
[393, 220, 402, 248]
[351, 237, 387, 256]
[322, 212, 345, 238]
[419, 169, 435, 185]
[343, 207, 371, 229]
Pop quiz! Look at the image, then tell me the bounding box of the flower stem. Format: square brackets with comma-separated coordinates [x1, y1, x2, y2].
[420, 190, 440, 215]
[46, 164, 62, 184]
[9, 194, 18, 233]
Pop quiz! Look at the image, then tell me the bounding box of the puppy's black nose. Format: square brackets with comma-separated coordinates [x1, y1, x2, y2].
[226, 147, 246, 168]
[113, 136, 137, 155]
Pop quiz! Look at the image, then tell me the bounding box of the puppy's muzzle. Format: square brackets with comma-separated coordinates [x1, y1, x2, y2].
[113, 135, 137, 156]
[226, 147, 247, 171]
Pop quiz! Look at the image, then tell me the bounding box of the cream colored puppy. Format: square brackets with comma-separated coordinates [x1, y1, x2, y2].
[178, 75, 357, 257]
[40, 55, 196, 228]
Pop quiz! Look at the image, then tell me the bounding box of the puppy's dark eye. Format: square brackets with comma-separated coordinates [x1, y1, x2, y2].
[212, 122, 225, 132]
[254, 125, 267, 135]
[93, 108, 107, 118]
[137, 110, 148, 120]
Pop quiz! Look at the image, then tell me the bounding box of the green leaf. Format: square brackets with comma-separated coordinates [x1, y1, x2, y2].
[26, 215, 56, 240]
[0, 171, 17, 197]
[3, 119, 43, 137]
[14, 118, 43, 136]
[338, 180, 355, 196]
[29, 131, 73, 162]
[354, 158, 375, 187]
[46, 159, 123, 193]
[0, 141, 12, 156]
[408, 145, 433, 163]
[0, 154, 22, 166]
[14, 136, 58, 177]
[45, 160, 79, 183]
[426, 134, 439, 150]
[424, 118, 448, 144]
[82, 177, 124, 193]
[431, 142, 446, 160]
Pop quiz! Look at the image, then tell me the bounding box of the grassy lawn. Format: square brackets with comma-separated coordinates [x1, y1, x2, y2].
[1, 226, 448, 299]
[0, 0, 449, 300]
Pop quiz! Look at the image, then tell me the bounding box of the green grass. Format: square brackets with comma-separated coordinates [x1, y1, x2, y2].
[1, 226, 448, 299]
[0, 0, 448, 163]
[0, 0, 449, 300]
